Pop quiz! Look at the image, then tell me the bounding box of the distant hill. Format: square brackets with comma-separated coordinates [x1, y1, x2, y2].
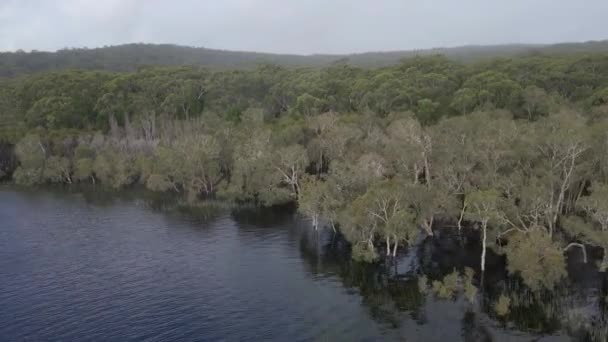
[1, 40, 608, 77]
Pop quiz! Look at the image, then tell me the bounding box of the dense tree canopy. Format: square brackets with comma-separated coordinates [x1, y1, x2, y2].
[4, 50, 608, 293]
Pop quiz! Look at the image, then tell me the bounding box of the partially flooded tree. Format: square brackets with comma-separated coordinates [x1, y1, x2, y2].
[531, 110, 589, 235]
[93, 149, 137, 189]
[272, 144, 309, 198]
[298, 175, 327, 230]
[384, 114, 431, 185]
[341, 180, 419, 260]
[503, 229, 567, 291]
[464, 189, 502, 272]
[563, 182, 608, 270]
[13, 134, 46, 185]
[578, 182, 608, 232]
[44, 156, 72, 183]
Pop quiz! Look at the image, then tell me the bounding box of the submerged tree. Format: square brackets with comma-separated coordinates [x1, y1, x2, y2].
[503, 229, 567, 291]
[465, 189, 502, 272]
[13, 134, 46, 185]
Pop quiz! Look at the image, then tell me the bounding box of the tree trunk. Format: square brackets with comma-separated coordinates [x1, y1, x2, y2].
[423, 217, 434, 236]
[312, 213, 319, 230]
[481, 221, 487, 272]
[564, 242, 587, 263]
[422, 152, 431, 188]
[602, 247, 608, 272]
[457, 200, 466, 233]
[392, 239, 398, 257]
[38, 141, 47, 184]
[386, 236, 391, 256]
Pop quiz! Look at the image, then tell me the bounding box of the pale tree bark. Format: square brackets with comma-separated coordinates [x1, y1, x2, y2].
[422, 216, 434, 236]
[392, 238, 398, 257]
[311, 213, 319, 230]
[481, 220, 488, 272]
[457, 200, 467, 233]
[423, 150, 431, 188]
[564, 242, 587, 263]
[601, 247, 608, 272]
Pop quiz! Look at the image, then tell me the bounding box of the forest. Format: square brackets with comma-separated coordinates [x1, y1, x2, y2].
[3, 49, 608, 294]
[2, 40, 608, 77]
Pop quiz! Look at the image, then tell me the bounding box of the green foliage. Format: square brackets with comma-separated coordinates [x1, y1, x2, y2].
[417, 275, 429, 294]
[431, 269, 460, 299]
[464, 189, 501, 223]
[146, 174, 174, 192]
[15, 134, 45, 169]
[74, 158, 94, 183]
[7, 48, 608, 281]
[13, 166, 43, 185]
[504, 230, 567, 291]
[93, 149, 137, 189]
[463, 267, 478, 304]
[13, 134, 46, 184]
[44, 156, 71, 183]
[351, 243, 379, 263]
[494, 294, 511, 317]
[577, 182, 608, 231]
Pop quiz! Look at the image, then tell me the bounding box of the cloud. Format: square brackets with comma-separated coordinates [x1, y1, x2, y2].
[1, 0, 607, 54]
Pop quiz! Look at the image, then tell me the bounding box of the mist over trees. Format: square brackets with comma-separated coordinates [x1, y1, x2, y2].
[3, 48, 608, 292]
[1, 40, 608, 77]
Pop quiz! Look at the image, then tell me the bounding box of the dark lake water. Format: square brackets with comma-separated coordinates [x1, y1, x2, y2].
[0, 187, 606, 341]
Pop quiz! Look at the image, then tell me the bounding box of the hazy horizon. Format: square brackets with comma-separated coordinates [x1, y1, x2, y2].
[3, 40, 604, 56]
[1, 0, 608, 54]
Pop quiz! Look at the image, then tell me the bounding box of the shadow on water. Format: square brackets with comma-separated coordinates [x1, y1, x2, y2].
[132, 185, 608, 341]
[4, 185, 608, 341]
[293, 221, 608, 340]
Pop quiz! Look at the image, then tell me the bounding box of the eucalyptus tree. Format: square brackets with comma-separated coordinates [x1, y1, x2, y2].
[563, 182, 608, 270]
[522, 85, 553, 120]
[383, 112, 432, 186]
[12, 134, 46, 185]
[297, 174, 343, 231]
[297, 175, 325, 230]
[177, 134, 223, 200]
[503, 229, 567, 291]
[44, 156, 72, 184]
[305, 112, 361, 172]
[384, 113, 430, 185]
[464, 189, 503, 272]
[529, 110, 589, 236]
[431, 115, 480, 230]
[295, 93, 326, 118]
[272, 144, 309, 197]
[74, 158, 95, 184]
[404, 183, 455, 236]
[146, 146, 185, 193]
[93, 149, 138, 189]
[340, 180, 418, 260]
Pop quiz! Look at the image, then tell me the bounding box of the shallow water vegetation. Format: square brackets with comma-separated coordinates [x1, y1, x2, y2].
[462, 267, 478, 304]
[432, 270, 460, 299]
[503, 230, 567, 291]
[494, 294, 511, 317]
[428, 268, 479, 302]
[417, 275, 429, 295]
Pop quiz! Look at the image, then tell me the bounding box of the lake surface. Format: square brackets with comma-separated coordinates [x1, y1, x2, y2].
[0, 187, 605, 341]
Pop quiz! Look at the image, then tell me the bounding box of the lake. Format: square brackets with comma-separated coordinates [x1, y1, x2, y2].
[0, 187, 604, 341]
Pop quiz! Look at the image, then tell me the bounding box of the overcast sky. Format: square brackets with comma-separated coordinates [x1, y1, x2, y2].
[1, 0, 607, 54]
